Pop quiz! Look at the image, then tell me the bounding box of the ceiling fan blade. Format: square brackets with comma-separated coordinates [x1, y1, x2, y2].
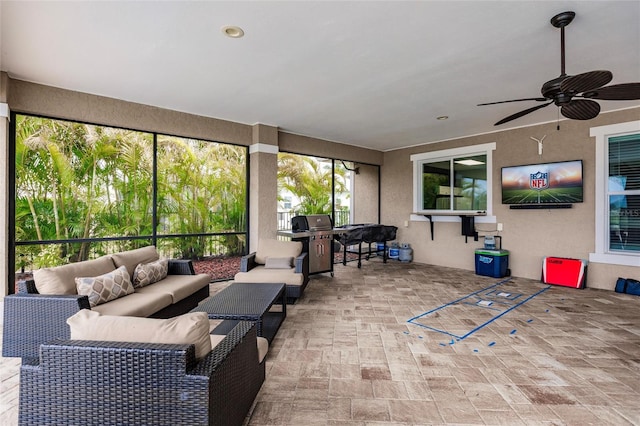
[561, 99, 600, 120]
[494, 101, 553, 126]
[582, 82, 640, 100]
[478, 97, 548, 106]
[560, 70, 613, 94]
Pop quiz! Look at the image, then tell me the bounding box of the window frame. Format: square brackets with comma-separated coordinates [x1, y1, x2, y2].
[410, 143, 496, 224]
[590, 120, 640, 267]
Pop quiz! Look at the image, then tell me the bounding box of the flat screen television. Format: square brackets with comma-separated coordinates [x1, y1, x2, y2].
[501, 160, 583, 206]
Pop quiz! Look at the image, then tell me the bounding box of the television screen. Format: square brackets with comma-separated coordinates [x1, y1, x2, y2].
[501, 160, 583, 205]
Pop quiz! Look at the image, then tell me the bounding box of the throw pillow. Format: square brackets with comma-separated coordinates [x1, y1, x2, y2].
[111, 246, 160, 281]
[264, 256, 294, 269]
[75, 265, 134, 307]
[133, 258, 169, 288]
[67, 310, 212, 360]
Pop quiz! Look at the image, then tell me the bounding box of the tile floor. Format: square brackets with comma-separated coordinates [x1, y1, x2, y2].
[2, 259, 640, 425]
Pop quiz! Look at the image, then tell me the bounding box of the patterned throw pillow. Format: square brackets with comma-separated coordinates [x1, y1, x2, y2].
[133, 258, 169, 288]
[75, 265, 134, 308]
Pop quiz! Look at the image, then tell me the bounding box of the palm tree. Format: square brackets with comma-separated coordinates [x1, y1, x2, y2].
[278, 153, 348, 216]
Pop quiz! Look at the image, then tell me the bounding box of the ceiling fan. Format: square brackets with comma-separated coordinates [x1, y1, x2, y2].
[479, 11, 640, 126]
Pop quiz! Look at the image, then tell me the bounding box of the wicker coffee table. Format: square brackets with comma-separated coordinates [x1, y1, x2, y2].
[191, 282, 286, 343]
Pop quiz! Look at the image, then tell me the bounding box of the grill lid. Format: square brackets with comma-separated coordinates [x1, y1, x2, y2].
[292, 214, 333, 231]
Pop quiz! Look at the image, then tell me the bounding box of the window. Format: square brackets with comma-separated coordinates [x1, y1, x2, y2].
[283, 196, 292, 210]
[590, 121, 640, 266]
[411, 143, 496, 222]
[12, 114, 248, 285]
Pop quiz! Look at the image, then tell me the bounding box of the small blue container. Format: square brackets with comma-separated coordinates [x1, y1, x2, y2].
[388, 243, 400, 260]
[475, 249, 509, 278]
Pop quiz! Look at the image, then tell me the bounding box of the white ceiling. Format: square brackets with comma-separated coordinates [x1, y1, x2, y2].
[1, 1, 639, 152]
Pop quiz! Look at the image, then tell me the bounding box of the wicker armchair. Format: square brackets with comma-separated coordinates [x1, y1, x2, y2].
[234, 238, 309, 303]
[18, 321, 264, 426]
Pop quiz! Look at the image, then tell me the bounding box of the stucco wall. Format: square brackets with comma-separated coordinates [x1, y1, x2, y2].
[352, 164, 379, 224]
[381, 107, 640, 290]
[278, 131, 383, 165]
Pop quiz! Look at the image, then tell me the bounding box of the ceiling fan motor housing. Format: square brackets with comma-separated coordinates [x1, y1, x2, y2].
[542, 75, 573, 105]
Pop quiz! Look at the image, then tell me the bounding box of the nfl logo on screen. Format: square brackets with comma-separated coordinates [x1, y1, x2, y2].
[529, 171, 549, 190]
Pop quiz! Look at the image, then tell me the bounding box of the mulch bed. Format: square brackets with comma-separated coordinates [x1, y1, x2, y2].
[193, 253, 360, 281]
[192, 256, 242, 282]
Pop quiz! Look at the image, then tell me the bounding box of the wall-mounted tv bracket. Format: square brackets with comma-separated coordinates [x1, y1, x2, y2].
[509, 204, 572, 209]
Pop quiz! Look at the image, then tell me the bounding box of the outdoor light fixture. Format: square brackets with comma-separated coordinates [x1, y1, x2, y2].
[221, 25, 244, 38]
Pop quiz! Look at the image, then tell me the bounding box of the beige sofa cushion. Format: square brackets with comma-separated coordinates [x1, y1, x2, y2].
[255, 239, 302, 265]
[257, 337, 269, 363]
[234, 266, 303, 286]
[33, 255, 115, 295]
[91, 291, 173, 317]
[112, 246, 160, 280]
[75, 265, 135, 307]
[134, 274, 210, 304]
[67, 309, 212, 360]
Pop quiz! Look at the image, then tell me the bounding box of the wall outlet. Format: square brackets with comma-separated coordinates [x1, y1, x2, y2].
[404, 220, 409, 227]
[497, 223, 504, 232]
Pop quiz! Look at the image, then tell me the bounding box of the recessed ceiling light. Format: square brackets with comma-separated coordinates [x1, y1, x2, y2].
[221, 25, 244, 38]
[436, 116, 449, 120]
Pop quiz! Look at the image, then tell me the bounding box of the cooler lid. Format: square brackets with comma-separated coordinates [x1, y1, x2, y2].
[475, 249, 509, 256]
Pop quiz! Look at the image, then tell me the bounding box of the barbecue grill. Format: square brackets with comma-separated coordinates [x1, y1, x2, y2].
[291, 214, 335, 275]
[335, 224, 398, 268]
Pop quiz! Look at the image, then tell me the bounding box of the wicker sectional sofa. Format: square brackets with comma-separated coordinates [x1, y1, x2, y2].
[3, 245, 211, 360]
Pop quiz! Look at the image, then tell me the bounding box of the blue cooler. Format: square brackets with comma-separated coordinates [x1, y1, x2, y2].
[475, 249, 509, 278]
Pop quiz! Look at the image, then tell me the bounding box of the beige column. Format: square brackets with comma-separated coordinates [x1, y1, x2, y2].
[1, 72, 10, 295]
[249, 123, 279, 253]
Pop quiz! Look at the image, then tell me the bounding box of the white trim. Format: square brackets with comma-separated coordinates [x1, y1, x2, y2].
[411, 142, 496, 216]
[249, 143, 279, 155]
[0, 103, 9, 119]
[589, 253, 640, 267]
[589, 120, 640, 266]
[410, 142, 496, 162]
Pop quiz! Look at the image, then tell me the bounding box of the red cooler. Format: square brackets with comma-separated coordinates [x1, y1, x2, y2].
[542, 257, 587, 289]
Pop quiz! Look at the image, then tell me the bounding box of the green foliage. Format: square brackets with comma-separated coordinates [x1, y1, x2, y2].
[277, 153, 348, 216]
[14, 115, 248, 270]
